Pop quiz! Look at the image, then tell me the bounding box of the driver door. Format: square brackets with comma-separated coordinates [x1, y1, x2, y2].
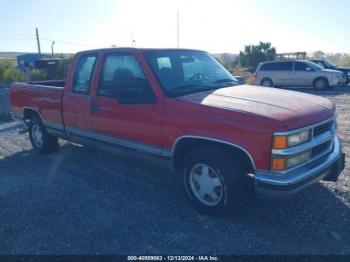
[89, 52, 163, 151]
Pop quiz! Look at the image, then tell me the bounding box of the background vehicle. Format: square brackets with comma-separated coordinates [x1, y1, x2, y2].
[254, 60, 346, 89]
[309, 59, 350, 85]
[233, 75, 245, 84]
[10, 48, 345, 216]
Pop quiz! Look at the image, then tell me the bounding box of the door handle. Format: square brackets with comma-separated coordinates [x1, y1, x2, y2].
[90, 104, 101, 112]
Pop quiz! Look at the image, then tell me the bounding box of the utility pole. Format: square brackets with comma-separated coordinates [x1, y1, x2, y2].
[51, 41, 55, 56]
[35, 28, 42, 56]
[176, 10, 180, 48]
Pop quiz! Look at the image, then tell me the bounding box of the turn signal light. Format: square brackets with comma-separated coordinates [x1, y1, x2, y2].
[271, 158, 286, 171]
[273, 135, 288, 149]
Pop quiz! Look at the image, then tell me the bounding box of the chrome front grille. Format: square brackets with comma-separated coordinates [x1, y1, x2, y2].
[313, 121, 334, 138]
[311, 140, 332, 158]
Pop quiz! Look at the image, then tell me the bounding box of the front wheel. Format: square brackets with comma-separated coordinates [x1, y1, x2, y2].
[182, 146, 252, 216]
[29, 116, 58, 154]
[313, 78, 329, 90]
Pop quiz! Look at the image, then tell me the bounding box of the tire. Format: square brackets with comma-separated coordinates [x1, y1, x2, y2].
[261, 78, 273, 87]
[313, 78, 329, 90]
[182, 146, 252, 216]
[29, 116, 58, 154]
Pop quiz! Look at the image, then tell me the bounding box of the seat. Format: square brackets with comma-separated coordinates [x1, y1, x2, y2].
[111, 68, 134, 96]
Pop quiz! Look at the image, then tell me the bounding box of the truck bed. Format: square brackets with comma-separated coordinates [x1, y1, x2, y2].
[28, 80, 66, 87]
[10, 81, 65, 126]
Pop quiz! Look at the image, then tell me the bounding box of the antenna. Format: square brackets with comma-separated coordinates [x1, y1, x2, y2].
[177, 10, 180, 48]
[130, 28, 136, 47]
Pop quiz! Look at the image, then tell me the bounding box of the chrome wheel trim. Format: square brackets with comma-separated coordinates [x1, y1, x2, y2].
[32, 124, 43, 148]
[189, 163, 224, 207]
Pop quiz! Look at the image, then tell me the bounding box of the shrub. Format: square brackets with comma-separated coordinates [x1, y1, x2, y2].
[31, 69, 48, 81]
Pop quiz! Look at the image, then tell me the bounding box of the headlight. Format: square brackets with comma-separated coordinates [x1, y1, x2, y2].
[271, 151, 310, 171]
[286, 151, 310, 168]
[273, 130, 311, 149]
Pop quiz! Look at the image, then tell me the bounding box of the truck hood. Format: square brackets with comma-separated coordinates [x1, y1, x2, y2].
[178, 85, 335, 130]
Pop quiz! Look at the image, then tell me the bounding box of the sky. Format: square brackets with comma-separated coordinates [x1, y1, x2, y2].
[0, 0, 349, 54]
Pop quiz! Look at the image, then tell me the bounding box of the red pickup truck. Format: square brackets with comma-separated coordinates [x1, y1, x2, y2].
[10, 48, 345, 215]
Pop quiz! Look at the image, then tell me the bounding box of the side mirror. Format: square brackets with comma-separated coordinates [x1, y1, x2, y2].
[118, 88, 156, 105]
[306, 67, 313, 72]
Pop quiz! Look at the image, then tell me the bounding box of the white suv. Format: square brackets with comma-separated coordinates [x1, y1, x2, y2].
[254, 60, 346, 90]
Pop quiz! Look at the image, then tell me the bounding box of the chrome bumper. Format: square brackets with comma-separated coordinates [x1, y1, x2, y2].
[255, 137, 345, 198]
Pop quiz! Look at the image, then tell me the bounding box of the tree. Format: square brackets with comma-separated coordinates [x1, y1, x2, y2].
[237, 42, 276, 69]
[0, 61, 25, 83]
[310, 51, 350, 67]
[312, 50, 326, 59]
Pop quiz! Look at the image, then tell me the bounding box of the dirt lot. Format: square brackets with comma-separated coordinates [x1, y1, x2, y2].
[0, 87, 349, 255]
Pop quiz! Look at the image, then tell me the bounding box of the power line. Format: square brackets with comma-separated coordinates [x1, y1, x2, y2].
[0, 37, 35, 40]
[41, 38, 101, 48]
[0, 36, 100, 48]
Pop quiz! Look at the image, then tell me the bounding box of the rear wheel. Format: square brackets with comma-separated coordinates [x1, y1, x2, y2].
[182, 146, 252, 216]
[29, 116, 58, 154]
[313, 78, 329, 90]
[261, 78, 273, 87]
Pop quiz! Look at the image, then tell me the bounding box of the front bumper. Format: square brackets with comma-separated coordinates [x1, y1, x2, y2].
[330, 75, 347, 86]
[255, 137, 345, 198]
[331, 80, 347, 87]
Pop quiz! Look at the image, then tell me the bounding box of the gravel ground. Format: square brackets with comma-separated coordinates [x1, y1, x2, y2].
[0, 87, 349, 255]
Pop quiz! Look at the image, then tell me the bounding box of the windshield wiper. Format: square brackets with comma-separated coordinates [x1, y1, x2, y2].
[169, 84, 219, 97]
[214, 78, 239, 84]
[174, 84, 214, 91]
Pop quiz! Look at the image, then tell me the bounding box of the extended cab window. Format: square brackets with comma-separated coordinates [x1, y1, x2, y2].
[97, 54, 151, 97]
[72, 54, 97, 93]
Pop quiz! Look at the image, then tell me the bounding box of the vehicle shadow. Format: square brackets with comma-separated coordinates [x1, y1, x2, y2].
[0, 141, 349, 254]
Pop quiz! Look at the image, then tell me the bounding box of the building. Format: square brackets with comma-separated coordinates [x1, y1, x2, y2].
[17, 54, 41, 73]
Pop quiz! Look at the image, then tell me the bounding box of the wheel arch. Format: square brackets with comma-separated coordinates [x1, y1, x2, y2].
[22, 107, 43, 125]
[261, 77, 273, 86]
[313, 76, 329, 86]
[171, 136, 256, 174]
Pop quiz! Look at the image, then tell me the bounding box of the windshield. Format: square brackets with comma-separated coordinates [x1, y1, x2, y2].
[323, 60, 337, 68]
[144, 50, 239, 97]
